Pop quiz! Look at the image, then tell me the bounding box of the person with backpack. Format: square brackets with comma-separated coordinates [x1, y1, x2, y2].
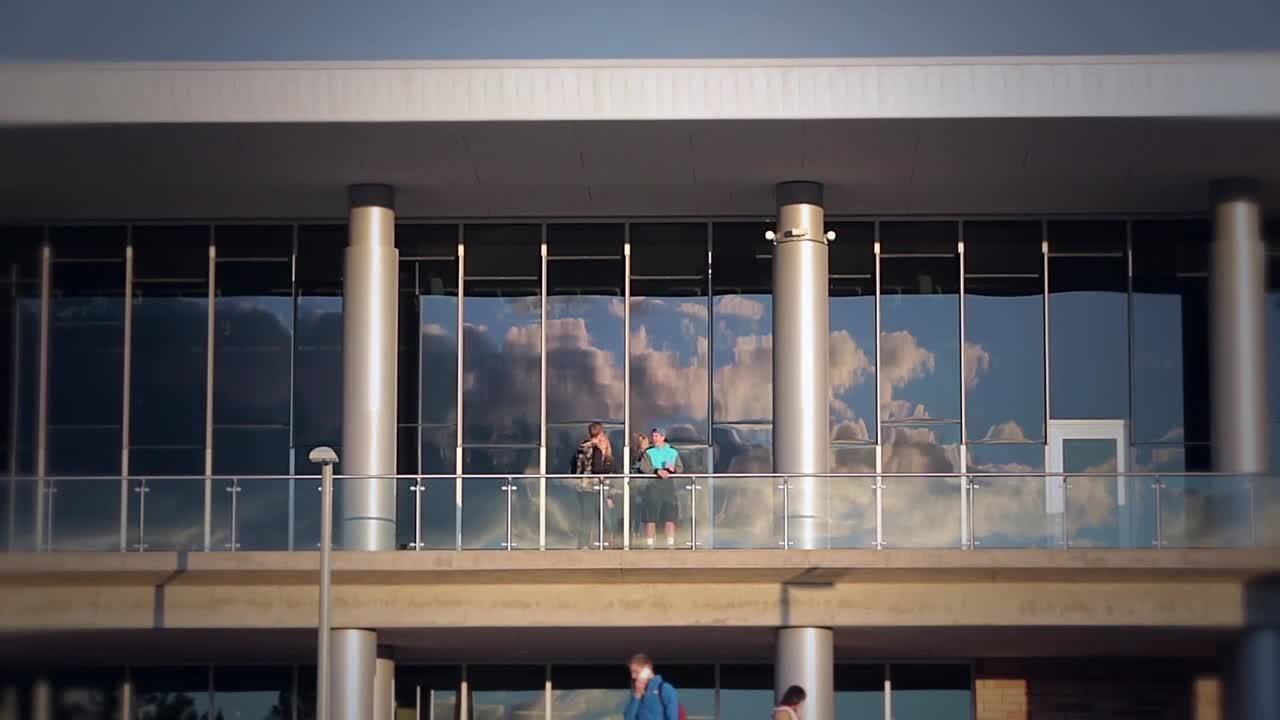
[625, 653, 685, 720]
[574, 422, 615, 548]
[773, 685, 806, 720]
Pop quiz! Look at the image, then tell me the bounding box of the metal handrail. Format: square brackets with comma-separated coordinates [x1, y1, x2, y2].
[6, 470, 1270, 553]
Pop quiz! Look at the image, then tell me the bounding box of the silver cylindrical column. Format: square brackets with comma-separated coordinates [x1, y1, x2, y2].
[1223, 574, 1280, 720]
[31, 674, 51, 720]
[772, 181, 830, 549]
[373, 652, 396, 720]
[331, 628, 377, 720]
[776, 627, 834, 720]
[342, 183, 399, 551]
[1210, 179, 1270, 476]
[772, 182, 834, 720]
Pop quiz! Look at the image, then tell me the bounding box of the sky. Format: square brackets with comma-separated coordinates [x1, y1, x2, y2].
[1, 0, 1278, 62]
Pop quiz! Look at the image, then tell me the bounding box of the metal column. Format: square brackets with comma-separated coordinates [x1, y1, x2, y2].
[342, 183, 399, 551]
[772, 181, 830, 548]
[776, 627, 834, 720]
[1223, 574, 1280, 720]
[772, 181, 834, 720]
[31, 674, 50, 720]
[373, 652, 396, 720]
[1209, 178, 1270, 476]
[334, 184, 399, 720]
[331, 628, 377, 720]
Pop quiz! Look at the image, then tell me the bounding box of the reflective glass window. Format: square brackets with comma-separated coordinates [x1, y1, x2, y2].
[462, 224, 541, 448]
[829, 222, 877, 445]
[629, 223, 710, 448]
[652, 665, 713, 720]
[397, 225, 460, 550]
[879, 222, 961, 423]
[211, 226, 294, 551]
[396, 666, 459, 720]
[889, 664, 971, 720]
[1132, 220, 1210, 444]
[963, 221, 1045, 443]
[882, 423, 962, 548]
[1269, 224, 1280, 523]
[968, 443, 1049, 548]
[467, 665, 545, 720]
[719, 665, 773, 720]
[551, 665, 629, 719]
[294, 225, 345, 450]
[47, 227, 126, 551]
[52, 668, 122, 720]
[836, 664, 885, 720]
[133, 667, 211, 720]
[545, 225, 624, 550]
[1047, 221, 1129, 420]
[130, 226, 208, 471]
[212, 666, 292, 720]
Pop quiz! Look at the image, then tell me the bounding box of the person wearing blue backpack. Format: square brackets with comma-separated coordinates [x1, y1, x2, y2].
[625, 653, 686, 720]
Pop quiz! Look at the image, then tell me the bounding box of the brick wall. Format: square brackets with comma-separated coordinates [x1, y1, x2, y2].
[976, 659, 1218, 720]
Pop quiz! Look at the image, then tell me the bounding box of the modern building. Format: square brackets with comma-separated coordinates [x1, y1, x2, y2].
[1, 2, 1280, 720]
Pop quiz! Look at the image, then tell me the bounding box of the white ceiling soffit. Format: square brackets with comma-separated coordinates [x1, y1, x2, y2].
[1, 53, 1279, 125]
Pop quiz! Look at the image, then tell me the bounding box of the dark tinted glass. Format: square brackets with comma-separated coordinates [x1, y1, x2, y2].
[468, 665, 546, 720]
[51, 668, 123, 720]
[213, 666, 292, 720]
[551, 665, 630, 718]
[829, 222, 877, 444]
[133, 667, 212, 719]
[836, 664, 885, 720]
[630, 223, 710, 446]
[398, 223, 458, 259]
[964, 221, 1045, 443]
[1048, 221, 1129, 420]
[294, 225, 345, 449]
[720, 665, 773, 720]
[1131, 220, 1210, 444]
[129, 227, 209, 471]
[46, 228, 127, 550]
[889, 664, 971, 720]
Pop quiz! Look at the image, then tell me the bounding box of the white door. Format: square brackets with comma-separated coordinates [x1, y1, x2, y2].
[1046, 420, 1128, 547]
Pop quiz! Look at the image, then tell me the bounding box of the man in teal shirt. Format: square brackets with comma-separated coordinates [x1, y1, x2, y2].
[639, 427, 683, 548]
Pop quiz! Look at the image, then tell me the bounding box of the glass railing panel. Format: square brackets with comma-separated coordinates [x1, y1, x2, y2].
[47, 477, 121, 551]
[882, 476, 963, 548]
[545, 474, 606, 550]
[1, 475, 38, 551]
[461, 477, 510, 550]
[419, 477, 460, 550]
[1158, 474, 1255, 548]
[627, 473, 705, 549]
[970, 475, 1055, 549]
[210, 477, 294, 551]
[705, 474, 783, 549]
[131, 477, 204, 551]
[1064, 474, 1147, 548]
[827, 474, 878, 548]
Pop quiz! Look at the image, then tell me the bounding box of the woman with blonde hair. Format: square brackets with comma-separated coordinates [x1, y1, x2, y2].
[574, 422, 615, 548]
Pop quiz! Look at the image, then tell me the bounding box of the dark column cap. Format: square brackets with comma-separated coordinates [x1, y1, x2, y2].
[776, 181, 824, 207]
[348, 184, 396, 211]
[1210, 178, 1261, 205]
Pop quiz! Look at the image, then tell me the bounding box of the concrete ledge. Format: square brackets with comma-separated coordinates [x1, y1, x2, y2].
[1, 548, 1276, 585]
[3, 53, 1280, 124]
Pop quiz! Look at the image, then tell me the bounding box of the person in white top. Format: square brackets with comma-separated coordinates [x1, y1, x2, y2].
[772, 685, 806, 720]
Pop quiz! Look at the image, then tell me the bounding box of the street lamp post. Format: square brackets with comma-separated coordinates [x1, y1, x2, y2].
[309, 446, 339, 720]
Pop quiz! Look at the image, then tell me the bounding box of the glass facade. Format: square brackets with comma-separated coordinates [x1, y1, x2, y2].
[0, 216, 1259, 552]
[0, 662, 970, 720]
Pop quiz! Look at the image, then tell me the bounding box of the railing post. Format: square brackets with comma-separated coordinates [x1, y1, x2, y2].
[966, 476, 977, 550]
[134, 479, 149, 552]
[874, 474, 884, 550]
[504, 476, 514, 550]
[780, 475, 790, 549]
[687, 475, 698, 550]
[597, 477, 606, 550]
[227, 478, 240, 552]
[1060, 476, 1070, 549]
[1152, 474, 1165, 548]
